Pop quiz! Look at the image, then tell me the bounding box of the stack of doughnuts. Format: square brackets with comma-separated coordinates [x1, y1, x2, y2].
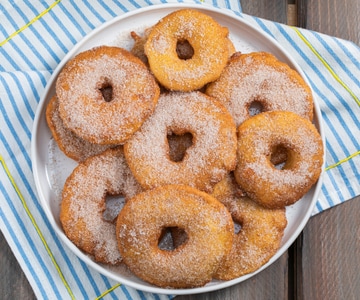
[48, 8, 324, 289]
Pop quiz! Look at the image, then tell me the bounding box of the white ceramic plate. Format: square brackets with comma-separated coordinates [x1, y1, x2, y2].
[32, 3, 325, 295]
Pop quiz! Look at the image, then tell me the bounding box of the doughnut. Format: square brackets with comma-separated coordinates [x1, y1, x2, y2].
[116, 184, 234, 288]
[234, 111, 324, 208]
[46, 95, 114, 162]
[144, 9, 231, 91]
[56, 46, 160, 145]
[206, 52, 314, 127]
[131, 26, 236, 66]
[60, 147, 143, 264]
[124, 91, 237, 192]
[211, 173, 287, 280]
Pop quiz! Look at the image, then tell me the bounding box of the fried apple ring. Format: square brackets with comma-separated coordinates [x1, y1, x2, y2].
[46, 95, 114, 162]
[206, 52, 314, 127]
[211, 173, 287, 280]
[60, 147, 142, 265]
[234, 111, 324, 208]
[116, 184, 234, 288]
[56, 46, 160, 145]
[124, 91, 237, 192]
[144, 9, 231, 91]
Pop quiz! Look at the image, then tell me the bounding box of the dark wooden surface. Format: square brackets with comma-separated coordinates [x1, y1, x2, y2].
[1, 1, 359, 299]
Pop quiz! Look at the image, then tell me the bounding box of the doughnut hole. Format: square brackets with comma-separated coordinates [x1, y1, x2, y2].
[158, 227, 188, 251]
[167, 131, 194, 162]
[269, 143, 292, 169]
[176, 39, 194, 60]
[233, 220, 242, 234]
[97, 77, 113, 102]
[248, 100, 264, 116]
[102, 194, 125, 223]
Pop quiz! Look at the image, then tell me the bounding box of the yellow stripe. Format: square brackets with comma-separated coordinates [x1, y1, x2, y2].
[0, 0, 61, 47]
[95, 283, 122, 300]
[0, 155, 75, 300]
[292, 27, 360, 107]
[325, 150, 360, 171]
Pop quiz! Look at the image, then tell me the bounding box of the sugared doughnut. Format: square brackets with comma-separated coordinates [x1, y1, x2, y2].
[60, 147, 142, 265]
[144, 9, 231, 91]
[56, 46, 160, 145]
[116, 184, 234, 288]
[46, 95, 114, 162]
[211, 173, 287, 280]
[234, 111, 324, 208]
[124, 91, 237, 192]
[206, 52, 314, 127]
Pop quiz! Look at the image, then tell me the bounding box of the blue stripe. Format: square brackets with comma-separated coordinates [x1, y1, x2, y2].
[24, 0, 70, 55]
[120, 282, 134, 300]
[7, 72, 36, 120]
[0, 134, 91, 297]
[0, 103, 32, 169]
[312, 31, 360, 87]
[316, 188, 325, 210]
[78, 260, 102, 296]
[123, 0, 141, 10]
[0, 4, 51, 70]
[100, 275, 119, 299]
[310, 79, 359, 156]
[254, 17, 276, 39]
[325, 138, 355, 200]
[99, 0, 122, 16]
[56, 1, 88, 41]
[335, 38, 360, 69]
[0, 182, 62, 298]
[0, 83, 31, 141]
[83, 0, 107, 23]
[0, 206, 48, 299]
[68, 0, 97, 31]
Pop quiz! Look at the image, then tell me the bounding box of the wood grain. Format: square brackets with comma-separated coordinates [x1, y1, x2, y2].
[241, 0, 288, 24]
[176, 254, 289, 300]
[296, 195, 360, 300]
[298, 0, 360, 45]
[0, 231, 36, 299]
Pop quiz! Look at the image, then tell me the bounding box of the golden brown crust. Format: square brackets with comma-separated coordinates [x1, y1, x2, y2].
[211, 173, 287, 280]
[46, 95, 114, 162]
[206, 51, 314, 127]
[144, 9, 231, 91]
[60, 147, 142, 265]
[124, 91, 237, 193]
[234, 111, 324, 208]
[116, 184, 234, 288]
[56, 46, 160, 145]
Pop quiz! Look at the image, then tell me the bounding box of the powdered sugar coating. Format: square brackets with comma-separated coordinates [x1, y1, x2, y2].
[206, 52, 314, 127]
[56, 46, 160, 145]
[116, 184, 234, 288]
[211, 173, 287, 280]
[46, 95, 115, 162]
[60, 147, 142, 265]
[124, 91, 237, 192]
[234, 111, 323, 208]
[144, 9, 230, 91]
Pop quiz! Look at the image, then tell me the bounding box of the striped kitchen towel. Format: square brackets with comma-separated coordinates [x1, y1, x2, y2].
[0, 0, 359, 299]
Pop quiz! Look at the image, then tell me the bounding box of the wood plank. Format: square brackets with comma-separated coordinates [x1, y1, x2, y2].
[298, 0, 360, 44]
[241, 0, 288, 24]
[175, 253, 289, 300]
[296, 196, 360, 299]
[0, 231, 36, 300]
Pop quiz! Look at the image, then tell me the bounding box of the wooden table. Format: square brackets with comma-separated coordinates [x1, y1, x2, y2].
[1, 1, 359, 299]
